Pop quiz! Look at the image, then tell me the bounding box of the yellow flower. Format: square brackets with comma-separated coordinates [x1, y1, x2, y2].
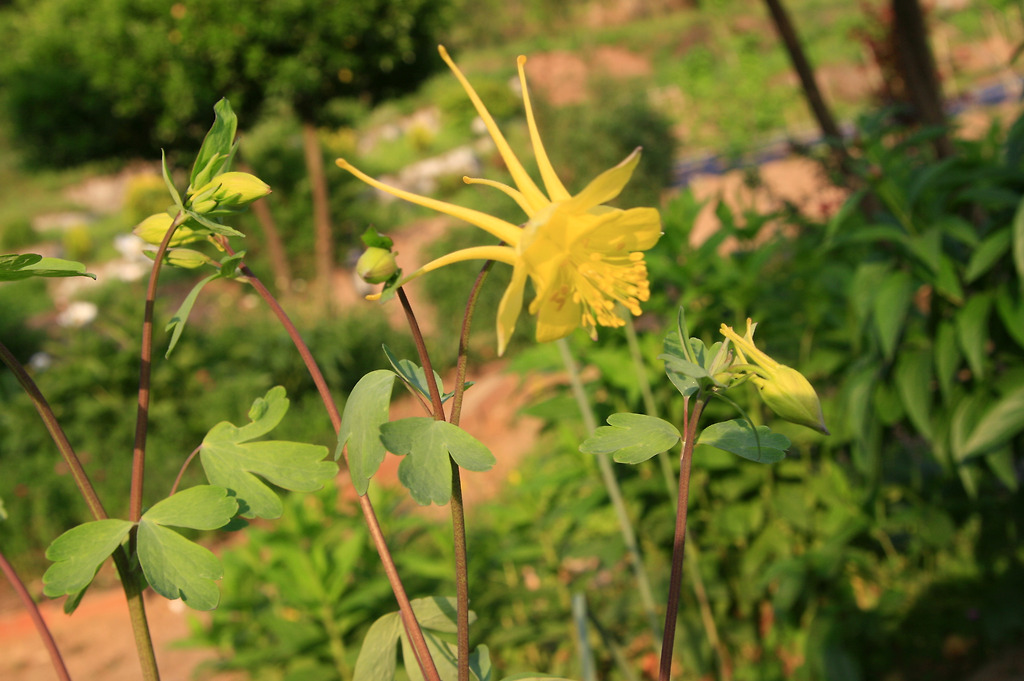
[336, 46, 661, 356]
[720, 319, 829, 435]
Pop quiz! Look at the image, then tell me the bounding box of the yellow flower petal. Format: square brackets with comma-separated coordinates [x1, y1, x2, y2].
[517, 55, 571, 203]
[336, 158, 521, 246]
[497, 266, 529, 356]
[439, 46, 549, 214]
[562, 148, 642, 214]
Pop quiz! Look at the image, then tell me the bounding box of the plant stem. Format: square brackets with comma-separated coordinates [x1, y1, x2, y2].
[113, 548, 160, 681]
[659, 397, 705, 681]
[396, 287, 472, 681]
[130, 211, 187, 522]
[0, 550, 72, 681]
[556, 338, 662, 644]
[0, 341, 107, 521]
[232, 257, 442, 681]
[621, 322, 730, 679]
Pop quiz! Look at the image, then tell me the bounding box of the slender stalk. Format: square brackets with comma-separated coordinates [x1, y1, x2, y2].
[130, 211, 187, 521]
[396, 287, 472, 681]
[0, 550, 72, 681]
[621, 322, 731, 679]
[113, 548, 160, 681]
[447, 259, 495, 681]
[659, 397, 706, 681]
[0, 341, 107, 521]
[556, 338, 661, 643]
[232, 257, 441, 681]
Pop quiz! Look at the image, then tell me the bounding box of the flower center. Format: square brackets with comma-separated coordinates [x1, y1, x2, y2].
[570, 250, 650, 334]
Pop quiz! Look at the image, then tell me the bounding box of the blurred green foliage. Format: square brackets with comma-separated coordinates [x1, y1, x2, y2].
[0, 0, 452, 166]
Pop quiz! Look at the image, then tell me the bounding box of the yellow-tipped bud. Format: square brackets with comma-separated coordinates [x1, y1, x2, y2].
[188, 172, 271, 216]
[355, 247, 398, 284]
[721, 319, 829, 435]
[163, 248, 212, 269]
[133, 213, 200, 247]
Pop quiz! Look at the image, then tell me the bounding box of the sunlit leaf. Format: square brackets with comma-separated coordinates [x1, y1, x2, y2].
[338, 370, 396, 495]
[42, 519, 133, 598]
[201, 386, 337, 518]
[0, 254, 95, 281]
[579, 413, 681, 464]
[380, 418, 495, 505]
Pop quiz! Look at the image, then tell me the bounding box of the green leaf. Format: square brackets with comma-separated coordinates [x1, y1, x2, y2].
[189, 98, 238, 193]
[379, 418, 495, 505]
[165, 273, 220, 358]
[200, 387, 337, 519]
[958, 385, 1024, 460]
[382, 345, 467, 403]
[136, 521, 222, 610]
[933, 255, 964, 305]
[354, 611, 402, 681]
[133, 486, 239, 611]
[956, 293, 992, 380]
[934, 322, 960, 403]
[1011, 194, 1024, 293]
[42, 519, 133, 598]
[873, 269, 915, 361]
[986, 446, 1019, 491]
[338, 370, 397, 495]
[361, 226, 394, 250]
[142, 484, 239, 530]
[965, 229, 1011, 283]
[579, 413, 681, 464]
[894, 349, 934, 440]
[995, 285, 1024, 351]
[0, 254, 95, 281]
[698, 420, 790, 463]
[354, 597, 476, 681]
[183, 209, 246, 238]
[161, 150, 184, 211]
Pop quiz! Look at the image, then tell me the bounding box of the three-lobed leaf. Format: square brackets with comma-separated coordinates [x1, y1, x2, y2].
[43, 486, 238, 610]
[380, 418, 495, 505]
[201, 386, 337, 519]
[579, 413, 681, 464]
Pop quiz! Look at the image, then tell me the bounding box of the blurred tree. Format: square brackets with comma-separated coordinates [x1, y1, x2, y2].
[1, 0, 452, 301]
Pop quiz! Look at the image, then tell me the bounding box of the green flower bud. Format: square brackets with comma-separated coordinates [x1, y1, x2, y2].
[188, 172, 271, 216]
[720, 320, 829, 435]
[162, 248, 212, 269]
[133, 213, 200, 247]
[355, 247, 398, 284]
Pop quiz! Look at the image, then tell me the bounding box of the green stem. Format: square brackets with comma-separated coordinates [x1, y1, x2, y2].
[231, 256, 441, 681]
[658, 397, 705, 681]
[396, 287, 472, 681]
[0, 549, 72, 681]
[113, 547, 160, 681]
[556, 338, 661, 643]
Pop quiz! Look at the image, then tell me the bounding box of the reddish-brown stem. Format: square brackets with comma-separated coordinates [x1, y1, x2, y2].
[0, 341, 107, 521]
[659, 397, 706, 681]
[396, 287, 472, 681]
[229, 254, 440, 681]
[169, 445, 203, 497]
[130, 211, 187, 522]
[0, 550, 72, 681]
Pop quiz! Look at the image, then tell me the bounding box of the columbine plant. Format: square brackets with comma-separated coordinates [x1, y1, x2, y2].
[3, 45, 828, 681]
